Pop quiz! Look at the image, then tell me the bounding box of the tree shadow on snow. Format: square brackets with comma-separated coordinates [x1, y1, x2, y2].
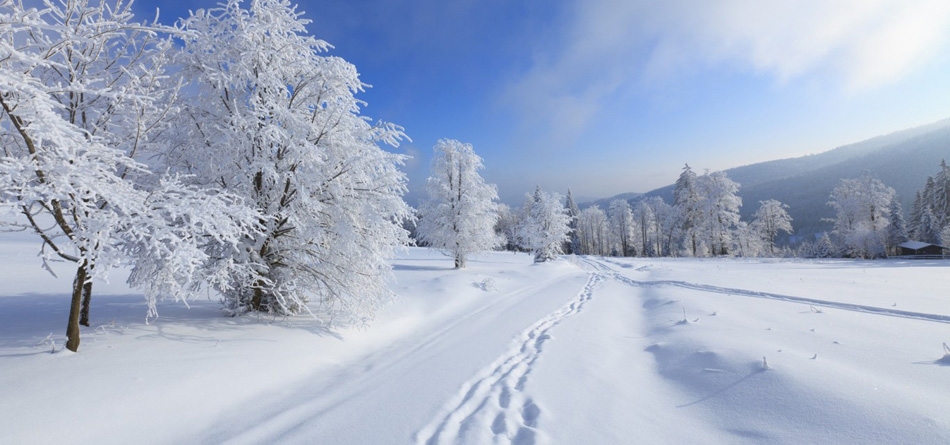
[913, 343, 950, 366]
[676, 366, 769, 408]
[143, 305, 347, 342]
[392, 264, 455, 272]
[803, 259, 950, 270]
[913, 355, 950, 367]
[0, 291, 345, 352]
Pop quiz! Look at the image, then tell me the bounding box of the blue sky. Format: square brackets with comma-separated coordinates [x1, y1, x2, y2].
[134, 0, 950, 205]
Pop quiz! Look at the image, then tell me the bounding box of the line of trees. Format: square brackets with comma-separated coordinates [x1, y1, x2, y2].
[908, 160, 950, 247]
[479, 165, 931, 261]
[814, 161, 950, 258]
[825, 171, 901, 258]
[558, 165, 794, 259]
[551, 164, 948, 261]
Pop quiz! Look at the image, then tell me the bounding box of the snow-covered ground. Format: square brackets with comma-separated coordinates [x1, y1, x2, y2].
[2, 235, 950, 444]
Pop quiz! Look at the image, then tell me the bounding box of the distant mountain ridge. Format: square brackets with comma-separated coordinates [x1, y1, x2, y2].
[587, 117, 950, 242]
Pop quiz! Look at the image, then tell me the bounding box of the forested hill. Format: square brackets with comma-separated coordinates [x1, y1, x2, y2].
[591, 118, 950, 242]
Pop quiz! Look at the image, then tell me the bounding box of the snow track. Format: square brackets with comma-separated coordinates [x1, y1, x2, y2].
[639, 279, 950, 324]
[584, 257, 950, 324]
[415, 272, 605, 445]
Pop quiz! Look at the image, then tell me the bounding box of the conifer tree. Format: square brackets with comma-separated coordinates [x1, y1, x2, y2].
[909, 191, 924, 240]
[565, 189, 581, 254]
[885, 198, 908, 256]
[908, 160, 950, 243]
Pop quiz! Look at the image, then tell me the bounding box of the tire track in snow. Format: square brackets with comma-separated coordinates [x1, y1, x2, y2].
[585, 257, 950, 325]
[648, 279, 950, 324]
[415, 272, 604, 445]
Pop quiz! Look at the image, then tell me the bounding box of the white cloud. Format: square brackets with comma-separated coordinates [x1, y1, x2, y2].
[504, 0, 950, 144]
[641, 0, 950, 89]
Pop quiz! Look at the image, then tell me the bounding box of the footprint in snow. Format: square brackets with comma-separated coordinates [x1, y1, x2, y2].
[521, 399, 540, 428]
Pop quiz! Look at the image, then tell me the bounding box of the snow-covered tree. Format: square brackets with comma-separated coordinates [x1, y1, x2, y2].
[917, 206, 940, 244]
[607, 199, 636, 256]
[909, 190, 925, 241]
[921, 176, 939, 235]
[417, 139, 501, 268]
[752, 199, 793, 256]
[939, 162, 950, 227]
[170, 0, 411, 321]
[885, 198, 908, 256]
[802, 233, 836, 258]
[673, 164, 702, 256]
[671, 166, 743, 257]
[0, 0, 255, 351]
[930, 160, 950, 228]
[733, 221, 765, 257]
[576, 206, 609, 256]
[828, 172, 896, 258]
[910, 160, 950, 244]
[519, 186, 571, 262]
[494, 204, 523, 252]
[565, 188, 581, 254]
[696, 170, 742, 256]
[642, 196, 677, 257]
[633, 200, 656, 257]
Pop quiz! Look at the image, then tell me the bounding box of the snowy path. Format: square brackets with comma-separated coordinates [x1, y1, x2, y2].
[415, 272, 604, 445]
[193, 255, 592, 444]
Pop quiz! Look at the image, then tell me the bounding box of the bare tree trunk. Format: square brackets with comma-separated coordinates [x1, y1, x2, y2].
[66, 264, 88, 352]
[251, 235, 272, 312]
[79, 272, 93, 326]
[251, 282, 265, 312]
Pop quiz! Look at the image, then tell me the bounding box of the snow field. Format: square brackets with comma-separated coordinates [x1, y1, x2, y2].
[593, 257, 950, 443]
[2, 245, 950, 443]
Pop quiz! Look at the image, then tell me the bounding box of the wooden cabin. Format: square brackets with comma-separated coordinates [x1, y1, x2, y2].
[897, 241, 946, 258]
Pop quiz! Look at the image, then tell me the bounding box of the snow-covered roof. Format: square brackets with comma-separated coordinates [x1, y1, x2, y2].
[898, 241, 944, 250]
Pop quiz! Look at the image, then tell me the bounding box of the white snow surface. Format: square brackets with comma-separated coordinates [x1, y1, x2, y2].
[2, 232, 950, 444]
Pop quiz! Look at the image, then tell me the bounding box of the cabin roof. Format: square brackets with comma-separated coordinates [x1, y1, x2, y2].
[898, 241, 945, 250]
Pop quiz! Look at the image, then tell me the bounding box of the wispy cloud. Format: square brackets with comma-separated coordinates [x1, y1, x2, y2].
[640, 0, 950, 88]
[503, 0, 950, 146]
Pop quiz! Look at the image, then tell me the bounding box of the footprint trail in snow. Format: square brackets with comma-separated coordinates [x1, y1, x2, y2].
[416, 256, 950, 444]
[415, 272, 605, 445]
